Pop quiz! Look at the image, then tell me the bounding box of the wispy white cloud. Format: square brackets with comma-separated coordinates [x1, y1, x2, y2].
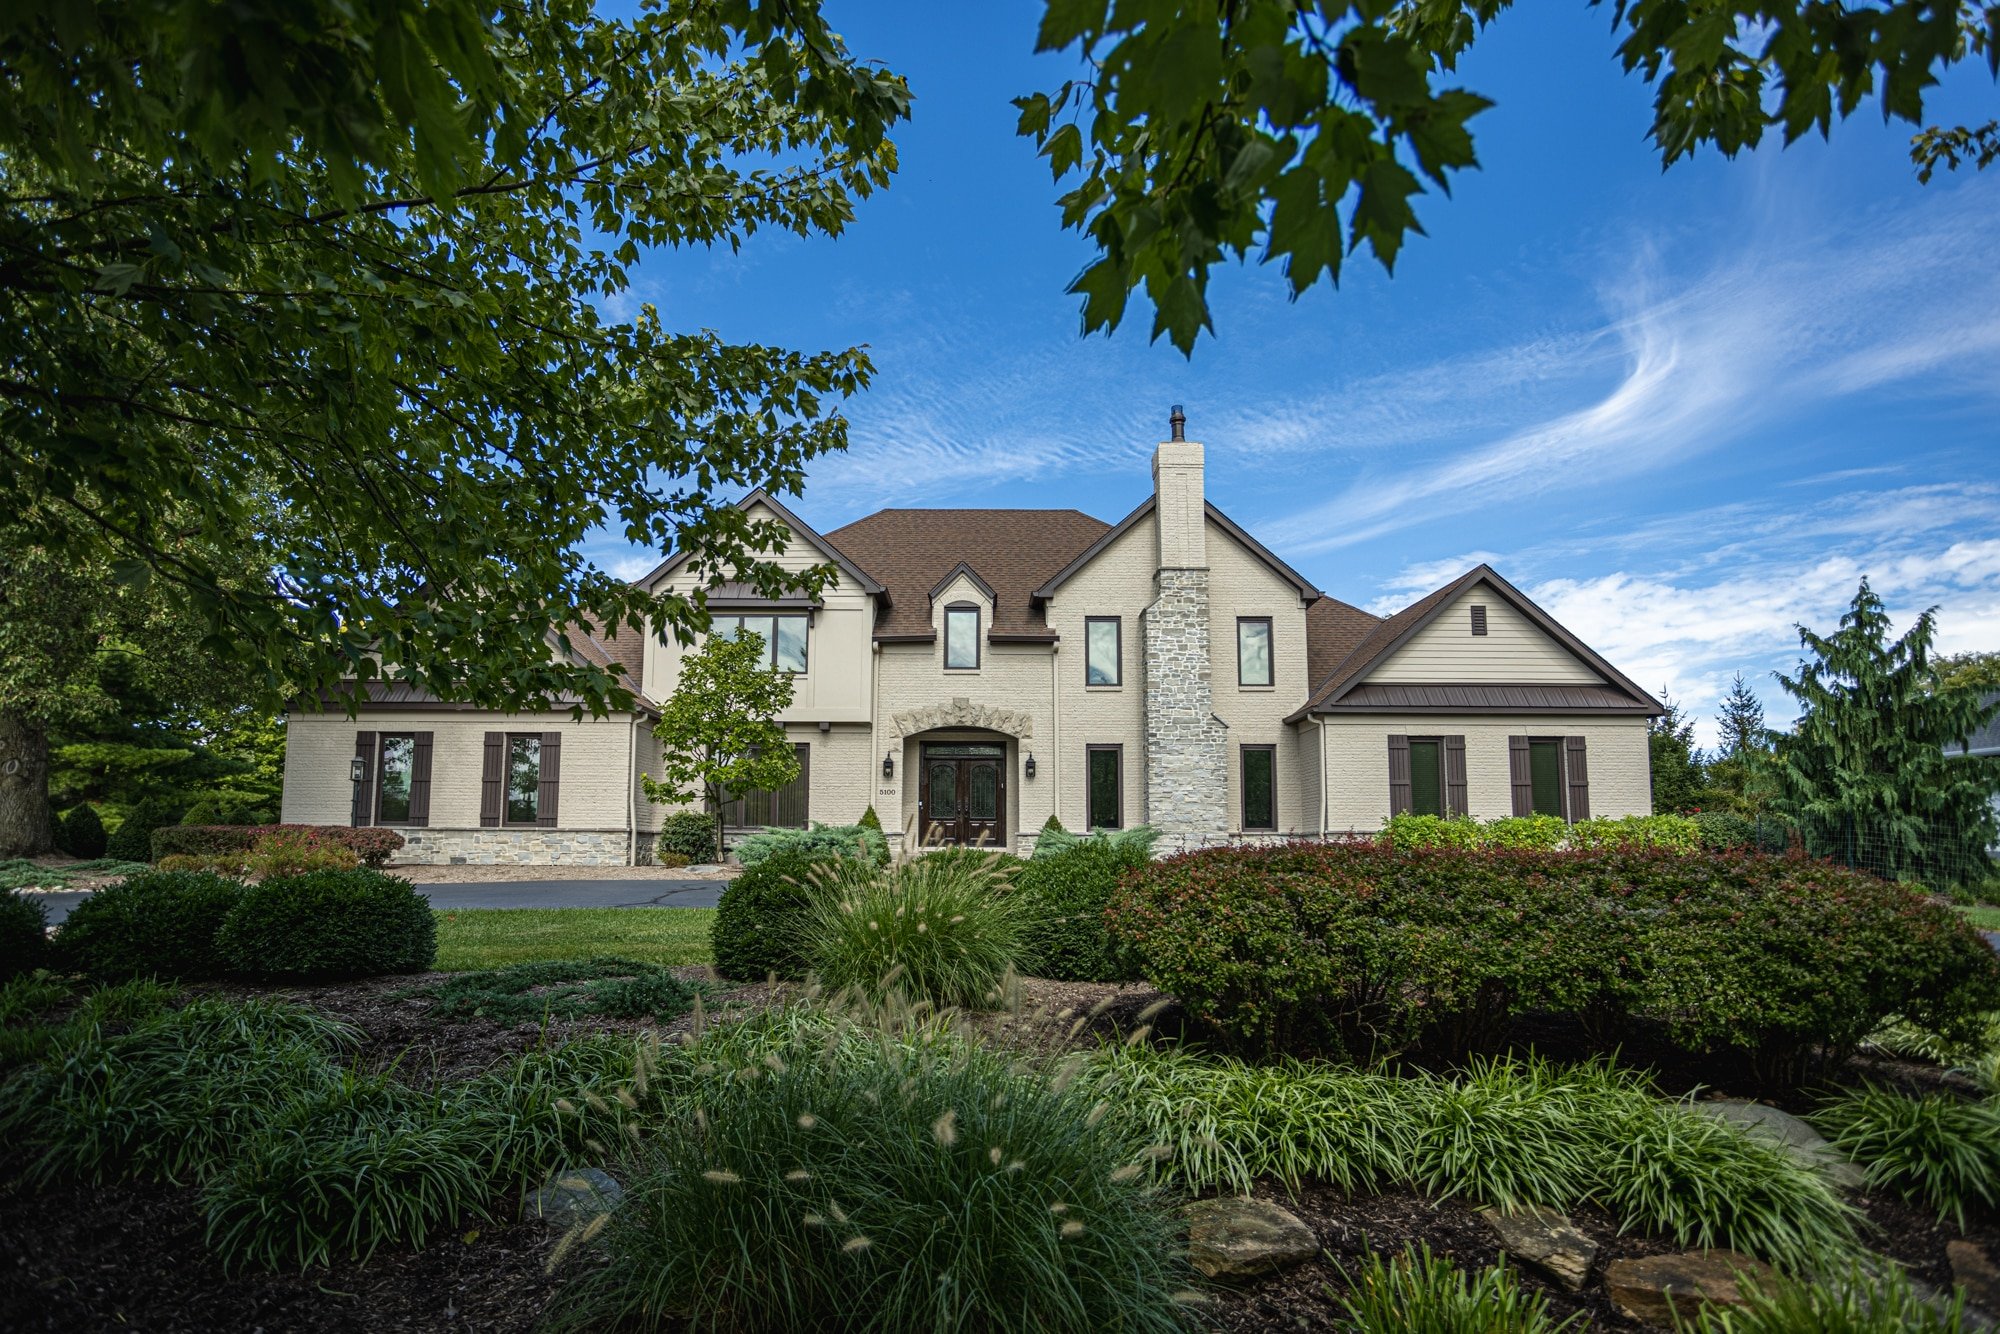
[1256, 182, 2000, 556]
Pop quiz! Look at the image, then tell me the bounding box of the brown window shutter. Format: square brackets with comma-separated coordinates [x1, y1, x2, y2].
[1565, 736, 1590, 821]
[407, 732, 434, 828]
[1444, 736, 1468, 817]
[480, 732, 504, 827]
[537, 731, 562, 827]
[791, 742, 810, 826]
[352, 732, 377, 827]
[1386, 735, 1413, 816]
[1509, 736, 1533, 817]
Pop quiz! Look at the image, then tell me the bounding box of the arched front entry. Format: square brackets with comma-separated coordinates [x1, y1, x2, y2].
[916, 738, 1006, 847]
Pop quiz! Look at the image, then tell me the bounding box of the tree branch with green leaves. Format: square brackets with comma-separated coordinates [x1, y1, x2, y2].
[1020, 0, 1998, 353]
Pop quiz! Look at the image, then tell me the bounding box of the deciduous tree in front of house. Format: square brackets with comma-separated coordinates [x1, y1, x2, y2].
[643, 632, 801, 864]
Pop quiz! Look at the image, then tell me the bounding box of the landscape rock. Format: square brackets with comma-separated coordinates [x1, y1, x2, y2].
[1182, 1197, 1319, 1281]
[1604, 1250, 1776, 1326]
[1689, 1099, 1868, 1190]
[526, 1168, 624, 1227]
[1476, 1205, 1598, 1291]
[1951, 1240, 2000, 1316]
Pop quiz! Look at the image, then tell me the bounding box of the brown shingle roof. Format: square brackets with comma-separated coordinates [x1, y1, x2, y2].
[1305, 595, 1382, 690]
[825, 509, 1112, 640]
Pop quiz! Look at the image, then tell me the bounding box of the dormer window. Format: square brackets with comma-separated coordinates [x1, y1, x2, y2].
[944, 604, 981, 670]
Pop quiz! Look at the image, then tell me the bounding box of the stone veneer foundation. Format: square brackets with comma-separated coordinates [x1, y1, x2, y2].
[394, 829, 631, 866]
[1142, 566, 1228, 843]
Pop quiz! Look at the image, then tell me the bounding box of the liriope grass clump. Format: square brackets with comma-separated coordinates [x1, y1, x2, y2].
[1334, 1243, 1584, 1333]
[1, 995, 355, 1187]
[804, 849, 1027, 1008]
[1673, 1261, 1973, 1333]
[1813, 1085, 2000, 1228]
[553, 1004, 1191, 1334]
[204, 1069, 492, 1270]
[1078, 1043, 1861, 1274]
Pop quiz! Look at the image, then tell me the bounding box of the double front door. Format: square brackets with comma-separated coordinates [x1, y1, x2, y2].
[919, 743, 1005, 847]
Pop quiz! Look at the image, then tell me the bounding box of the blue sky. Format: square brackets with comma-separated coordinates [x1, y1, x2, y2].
[587, 3, 2000, 748]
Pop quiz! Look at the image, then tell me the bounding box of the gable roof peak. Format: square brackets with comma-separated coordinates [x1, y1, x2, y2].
[632, 489, 884, 596]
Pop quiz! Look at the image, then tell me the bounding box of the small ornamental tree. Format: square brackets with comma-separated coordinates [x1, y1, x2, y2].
[643, 631, 799, 863]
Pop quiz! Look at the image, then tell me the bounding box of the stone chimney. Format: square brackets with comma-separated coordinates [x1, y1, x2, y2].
[1142, 406, 1227, 846]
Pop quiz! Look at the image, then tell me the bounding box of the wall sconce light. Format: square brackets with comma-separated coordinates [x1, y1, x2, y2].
[350, 757, 366, 785]
[1024, 752, 1037, 779]
[882, 751, 895, 780]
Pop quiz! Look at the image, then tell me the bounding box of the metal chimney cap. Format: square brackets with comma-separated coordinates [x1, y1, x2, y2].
[1169, 404, 1186, 441]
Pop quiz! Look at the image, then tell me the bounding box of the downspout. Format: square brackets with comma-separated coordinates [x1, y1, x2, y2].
[1049, 639, 1061, 836]
[627, 714, 639, 866]
[1315, 715, 1328, 840]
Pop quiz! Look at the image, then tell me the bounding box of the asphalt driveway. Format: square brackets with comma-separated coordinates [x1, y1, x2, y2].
[31, 879, 729, 927]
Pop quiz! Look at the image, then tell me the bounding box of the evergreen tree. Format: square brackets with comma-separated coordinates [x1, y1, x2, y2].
[1648, 688, 1707, 814]
[1716, 673, 1769, 757]
[1772, 579, 2000, 885]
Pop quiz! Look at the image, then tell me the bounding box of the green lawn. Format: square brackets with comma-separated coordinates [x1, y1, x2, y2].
[433, 907, 716, 971]
[1961, 904, 2000, 932]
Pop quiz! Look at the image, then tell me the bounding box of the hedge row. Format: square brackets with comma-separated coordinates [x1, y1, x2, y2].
[1105, 843, 2000, 1079]
[1381, 812, 1701, 852]
[54, 869, 434, 982]
[151, 824, 405, 867]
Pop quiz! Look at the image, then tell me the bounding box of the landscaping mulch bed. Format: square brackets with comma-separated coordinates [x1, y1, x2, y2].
[5, 972, 1998, 1332]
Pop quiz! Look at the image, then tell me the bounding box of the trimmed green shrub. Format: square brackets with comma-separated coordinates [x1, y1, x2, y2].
[1106, 843, 2000, 1072]
[1814, 1085, 2000, 1227]
[1334, 1243, 1583, 1333]
[1016, 837, 1146, 981]
[414, 958, 698, 1024]
[553, 1016, 1189, 1334]
[1382, 812, 1698, 852]
[106, 796, 188, 863]
[858, 804, 884, 836]
[710, 848, 840, 982]
[178, 791, 278, 827]
[657, 808, 720, 864]
[804, 851, 1025, 1007]
[0, 888, 49, 981]
[56, 804, 109, 858]
[217, 868, 436, 981]
[202, 1069, 490, 1270]
[1030, 822, 1160, 860]
[735, 821, 888, 869]
[54, 870, 243, 980]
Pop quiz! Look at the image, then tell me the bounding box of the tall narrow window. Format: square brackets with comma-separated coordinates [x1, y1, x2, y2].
[1237, 617, 1273, 687]
[1240, 745, 1276, 831]
[506, 735, 542, 825]
[376, 734, 415, 823]
[1407, 738, 1444, 817]
[945, 604, 980, 669]
[1085, 616, 1122, 686]
[1528, 739, 1565, 818]
[1086, 745, 1122, 830]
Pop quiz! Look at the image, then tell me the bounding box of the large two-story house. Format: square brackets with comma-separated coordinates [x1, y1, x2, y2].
[281, 412, 1664, 862]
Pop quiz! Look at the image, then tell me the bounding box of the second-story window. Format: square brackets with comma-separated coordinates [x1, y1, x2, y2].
[1237, 617, 1273, 687]
[715, 613, 809, 673]
[944, 604, 981, 669]
[1085, 616, 1121, 686]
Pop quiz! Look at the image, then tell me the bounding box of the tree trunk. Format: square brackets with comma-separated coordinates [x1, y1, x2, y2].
[0, 711, 56, 857]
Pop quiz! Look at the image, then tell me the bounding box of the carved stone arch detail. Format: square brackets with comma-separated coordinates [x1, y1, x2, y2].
[889, 701, 1034, 740]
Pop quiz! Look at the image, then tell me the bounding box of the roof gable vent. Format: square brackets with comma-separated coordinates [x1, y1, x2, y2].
[1470, 604, 1488, 636]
